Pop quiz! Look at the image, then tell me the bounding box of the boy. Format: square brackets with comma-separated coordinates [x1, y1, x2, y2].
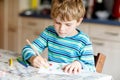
[22, 0, 96, 74]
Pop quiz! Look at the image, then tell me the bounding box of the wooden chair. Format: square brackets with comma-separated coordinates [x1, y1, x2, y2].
[94, 53, 106, 73]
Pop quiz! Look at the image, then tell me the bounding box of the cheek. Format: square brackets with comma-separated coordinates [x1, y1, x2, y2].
[54, 24, 59, 32]
[67, 26, 77, 32]
[67, 25, 75, 30]
[54, 23, 59, 27]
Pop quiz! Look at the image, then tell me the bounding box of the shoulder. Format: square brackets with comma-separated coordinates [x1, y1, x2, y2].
[41, 25, 57, 37]
[45, 25, 55, 32]
[75, 29, 92, 45]
[41, 25, 56, 34]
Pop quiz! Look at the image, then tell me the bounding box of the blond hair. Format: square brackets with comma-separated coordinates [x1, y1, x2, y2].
[51, 0, 85, 21]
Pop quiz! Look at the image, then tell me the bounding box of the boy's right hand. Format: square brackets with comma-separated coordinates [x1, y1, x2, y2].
[28, 56, 49, 68]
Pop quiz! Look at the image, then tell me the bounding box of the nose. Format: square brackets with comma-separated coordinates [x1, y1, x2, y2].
[59, 24, 65, 31]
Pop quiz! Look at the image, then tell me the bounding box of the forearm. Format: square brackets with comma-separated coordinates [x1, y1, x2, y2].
[80, 60, 96, 72]
[79, 44, 96, 72]
[22, 45, 35, 62]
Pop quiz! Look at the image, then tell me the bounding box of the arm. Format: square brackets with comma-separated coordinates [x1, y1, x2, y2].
[63, 34, 96, 73]
[79, 44, 96, 72]
[63, 44, 96, 74]
[21, 28, 48, 67]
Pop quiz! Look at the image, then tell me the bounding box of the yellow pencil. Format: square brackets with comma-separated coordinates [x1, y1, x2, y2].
[26, 39, 40, 56]
[9, 58, 13, 67]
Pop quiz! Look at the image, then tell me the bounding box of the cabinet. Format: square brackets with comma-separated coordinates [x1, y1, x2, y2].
[7, 0, 19, 52]
[0, 0, 4, 49]
[0, 0, 19, 52]
[92, 39, 120, 80]
[78, 22, 120, 79]
[107, 42, 120, 80]
[88, 23, 120, 80]
[89, 23, 120, 42]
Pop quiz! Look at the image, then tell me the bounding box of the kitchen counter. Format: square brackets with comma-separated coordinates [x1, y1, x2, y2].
[83, 19, 120, 26]
[20, 13, 120, 26]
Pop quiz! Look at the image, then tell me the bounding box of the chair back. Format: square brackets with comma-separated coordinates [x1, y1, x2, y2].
[94, 53, 106, 73]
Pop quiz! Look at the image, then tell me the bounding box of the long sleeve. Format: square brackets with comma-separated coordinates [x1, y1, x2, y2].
[79, 44, 96, 72]
[21, 28, 48, 62]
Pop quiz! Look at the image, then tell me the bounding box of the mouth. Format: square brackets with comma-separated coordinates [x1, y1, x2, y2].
[59, 32, 66, 34]
[58, 32, 67, 37]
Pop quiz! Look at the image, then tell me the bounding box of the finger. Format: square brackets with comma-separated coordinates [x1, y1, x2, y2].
[38, 60, 49, 68]
[68, 66, 75, 74]
[63, 65, 71, 73]
[33, 62, 41, 68]
[73, 68, 78, 74]
[77, 67, 81, 73]
[37, 57, 45, 65]
[34, 59, 43, 68]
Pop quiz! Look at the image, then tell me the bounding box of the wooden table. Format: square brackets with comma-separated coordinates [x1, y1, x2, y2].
[0, 49, 112, 80]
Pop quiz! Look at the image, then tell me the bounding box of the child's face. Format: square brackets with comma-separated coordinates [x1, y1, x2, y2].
[53, 16, 82, 38]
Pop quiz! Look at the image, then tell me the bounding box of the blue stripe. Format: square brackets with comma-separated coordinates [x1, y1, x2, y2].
[48, 55, 66, 63]
[49, 46, 78, 58]
[48, 39, 80, 51]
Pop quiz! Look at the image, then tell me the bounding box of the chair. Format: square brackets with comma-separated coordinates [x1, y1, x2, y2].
[94, 53, 106, 73]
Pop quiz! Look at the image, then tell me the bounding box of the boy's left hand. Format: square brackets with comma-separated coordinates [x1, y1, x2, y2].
[63, 61, 82, 74]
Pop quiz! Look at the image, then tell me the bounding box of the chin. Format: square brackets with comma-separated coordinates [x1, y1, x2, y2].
[58, 35, 66, 38]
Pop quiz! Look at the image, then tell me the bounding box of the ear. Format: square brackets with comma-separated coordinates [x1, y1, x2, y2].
[77, 18, 83, 26]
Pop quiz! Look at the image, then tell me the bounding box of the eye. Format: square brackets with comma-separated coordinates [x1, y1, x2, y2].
[66, 24, 71, 26]
[55, 21, 60, 25]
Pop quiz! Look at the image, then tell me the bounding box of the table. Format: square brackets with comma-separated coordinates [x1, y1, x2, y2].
[0, 49, 112, 80]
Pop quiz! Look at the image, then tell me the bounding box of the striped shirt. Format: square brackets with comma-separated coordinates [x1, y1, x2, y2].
[22, 25, 96, 72]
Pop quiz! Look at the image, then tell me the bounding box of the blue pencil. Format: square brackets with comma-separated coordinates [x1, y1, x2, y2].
[17, 57, 28, 67]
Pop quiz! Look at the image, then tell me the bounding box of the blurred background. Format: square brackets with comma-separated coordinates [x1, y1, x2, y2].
[0, 0, 120, 80]
[18, 0, 120, 21]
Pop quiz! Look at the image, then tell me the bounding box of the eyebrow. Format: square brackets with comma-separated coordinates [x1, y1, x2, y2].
[55, 19, 76, 24]
[63, 21, 75, 24]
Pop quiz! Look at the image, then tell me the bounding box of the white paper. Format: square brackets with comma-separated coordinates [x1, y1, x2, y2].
[38, 62, 69, 75]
